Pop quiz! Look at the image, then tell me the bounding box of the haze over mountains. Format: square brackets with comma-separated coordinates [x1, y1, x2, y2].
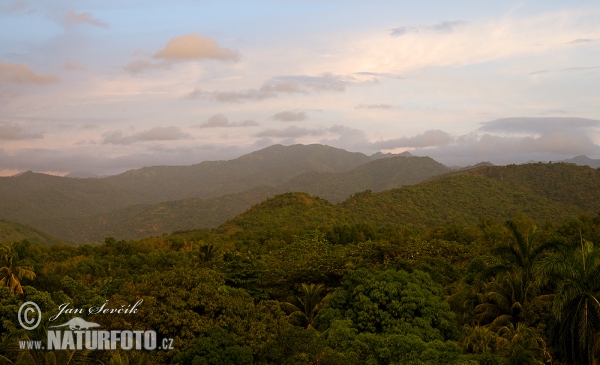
[1, 143, 599, 244]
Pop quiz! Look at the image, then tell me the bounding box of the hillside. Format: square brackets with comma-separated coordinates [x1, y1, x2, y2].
[43, 154, 447, 242]
[219, 163, 600, 236]
[0, 145, 438, 243]
[37, 186, 279, 242]
[0, 220, 59, 245]
[280, 155, 450, 203]
[102, 144, 395, 202]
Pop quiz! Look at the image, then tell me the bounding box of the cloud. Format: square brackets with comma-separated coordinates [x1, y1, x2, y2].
[370, 130, 454, 149]
[478, 117, 600, 134]
[319, 117, 600, 166]
[355, 104, 394, 109]
[102, 126, 192, 145]
[529, 66, 600, 76]
[0, 145, 250, 177]
[417, 131, 600, 166]
[0, 62, 58, 85]
[567, 38, 599, 44]
[197, 114, 259, 128]
[187, 74, 347, 102]
[0, 123, 43, 140]
[64, 11, 108, 28]
[153, 33, 239, 61]
[391, 20, 467, 36]
[270, 111, 308, 122]
[320, 126, 453, 151]
[255, 126, 324, 138]
[124, 60, 153, 74]
[353, 72, 404, 80]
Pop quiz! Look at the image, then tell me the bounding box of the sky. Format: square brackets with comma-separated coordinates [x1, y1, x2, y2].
[1, 0, 600, 176]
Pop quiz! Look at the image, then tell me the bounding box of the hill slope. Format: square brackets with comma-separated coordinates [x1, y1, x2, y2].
[219, 163, 600, 236]
[102, 144, 393, 202]
[46, 154, 449, 242]
[0, 220, 59, 245]
[280, 156, 450, 203]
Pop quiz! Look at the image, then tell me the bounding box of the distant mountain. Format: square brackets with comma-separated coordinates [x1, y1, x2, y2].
[65, 171, 102, 178]
[102, 144, 393, 203]
[562, 155, 600, 168]
[2, 152, 598, 243]
[1, 144, 432, 243]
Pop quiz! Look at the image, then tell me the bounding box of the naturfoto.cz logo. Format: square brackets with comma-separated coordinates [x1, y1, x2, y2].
[17, 300, 174, 351]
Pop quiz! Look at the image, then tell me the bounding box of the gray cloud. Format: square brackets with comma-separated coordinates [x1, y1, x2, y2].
[355, 104, 394, 109]
[0, 62, 58, 85]
[197, 114, 259, 128]
[0, 145, 250, 177]
[320, 118, 600, 167]
[124, 60, 153, 74]
[186, 74, 347, 102]
[102, 126, 192, 145]
[255, 126, 324, 138]
[64, 11, 108, 28]
[321, 126, 453, 151]
[391, 20, 467, 37]
[417, 132, 600, 166]
[478, 117, 600, 134]
[370, 130, 454, 149]
[270, 111, 308, 122]
[0, 123, 43, 140]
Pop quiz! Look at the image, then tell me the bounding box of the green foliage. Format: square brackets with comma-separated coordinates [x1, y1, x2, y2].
[538, 238, 600, 364]
[316, 268, 457, 341]
[0, 243, 35, 295]
[281, 283, 328, 329]
[173, 327, 253, 365]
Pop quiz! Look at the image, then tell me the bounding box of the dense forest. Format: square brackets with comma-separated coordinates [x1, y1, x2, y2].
[2, 210, 600, 363]
[2, 155, 600, 364]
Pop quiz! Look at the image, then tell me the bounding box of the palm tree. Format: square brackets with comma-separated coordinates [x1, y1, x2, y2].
[486, 221, 558, 305]
[473, 272, 525, 329]
[0, 243, 35, 295]
[281, 283, 328, 329]
[198, 243, 220, 263]
[497, 324, 552, 365]
[537, 238, 600, 365]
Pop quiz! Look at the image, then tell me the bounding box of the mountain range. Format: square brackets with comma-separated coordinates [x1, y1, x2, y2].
[0, 144, 599, 244]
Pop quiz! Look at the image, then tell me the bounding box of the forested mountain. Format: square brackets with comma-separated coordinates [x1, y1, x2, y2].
[279, 155, 450, 203]
[102, 144, 397, 202]
[2, 156, 600, 365]
[220, 162, 600, 237]
[1, 145, 599, 244]
[0, 145, 442, 243]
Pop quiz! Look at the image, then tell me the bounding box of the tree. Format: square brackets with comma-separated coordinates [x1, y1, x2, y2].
[315, 268, 457, 341]
[487, 221, 556, 306]
[472, 271, 530, 329]
[538, 238, 600, 365]
[495, 324, 551, 365]
[0, 243, 35, 295]
[281, 283, 328, 329]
